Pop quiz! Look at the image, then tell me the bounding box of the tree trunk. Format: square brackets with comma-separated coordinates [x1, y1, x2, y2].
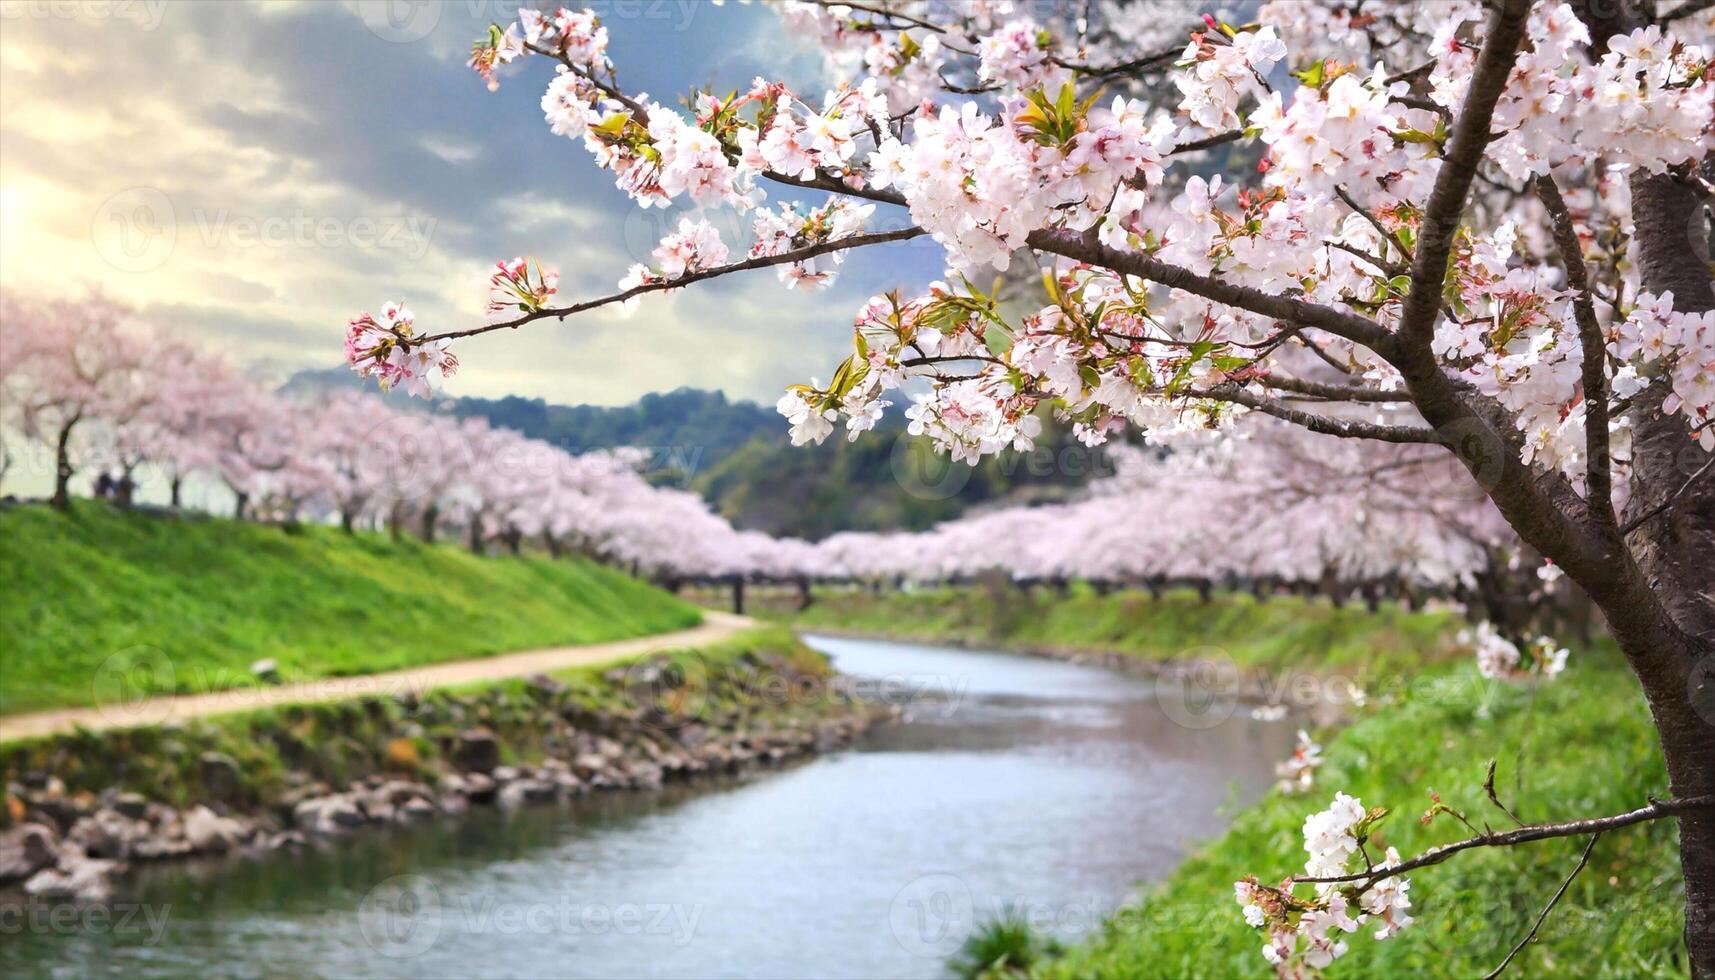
[169, 476, 183, 510]
[340, 509, 355, 534]
[388, 503, 404, 542]
[797, 576, 813, 611]
[420, 505, 438, 543]
[233, 491, 249, 521]
[50, 417, 77, 510]
[543, 531, 562, 559]
[467, 517, 484, 555]
[1623, 165, 1715, 979]
[731, 578, 746, 616]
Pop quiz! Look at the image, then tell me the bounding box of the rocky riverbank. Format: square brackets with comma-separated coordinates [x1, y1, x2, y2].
[0, 629, 883, 905]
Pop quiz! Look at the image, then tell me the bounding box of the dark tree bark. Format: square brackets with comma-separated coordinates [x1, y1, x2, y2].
[1620, 165, 1715, 979]
[419, 504, 438, 543]
[50, 414, 79, 511]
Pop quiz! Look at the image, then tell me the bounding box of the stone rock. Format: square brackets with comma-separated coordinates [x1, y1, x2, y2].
[250, 658, 280, 683]
[526, 673, 566, 696]
[0, 822, 59, 884]
[491, 765, 523, 785]
[265, 831, 307, 851]
[373, 780, 432, 806]
[199, 752, 244, 804]
[183, 805, 244, 854]
[111, 793, 151, 821]
[292, 796, 365, 835]
[455, 728, 501, 774]
[496, 779, 558, 809]
[68, 809, 151, 860]
[396, 798, 437, 822]
[26, 780, 89, 834]
[571, 753, 609, 780]
[24, 853, 125, 904]
[461, 773, 497, 805]
[130, 837, 194, 861]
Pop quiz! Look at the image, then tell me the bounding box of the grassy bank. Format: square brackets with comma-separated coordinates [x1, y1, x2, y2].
[1038, 655, 1678, 978]
[788, 585, 1463, 676]
[0, 625, 847, 814]
[0, 502, 700, 713]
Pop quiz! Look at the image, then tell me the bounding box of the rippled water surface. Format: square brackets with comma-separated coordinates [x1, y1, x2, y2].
[0, 635, 1289, 979]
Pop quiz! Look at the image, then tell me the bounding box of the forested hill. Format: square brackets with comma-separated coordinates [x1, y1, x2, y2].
[283, 370, 1110, 538]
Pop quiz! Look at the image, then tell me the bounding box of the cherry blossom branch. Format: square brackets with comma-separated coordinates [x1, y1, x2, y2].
[1396, 0, 1532, 351]
[1026, 228, 1396, 351]
[1533, 172, 1616, 527]
[1479, 833, 1601, 980]
[1292, 795, 1713, 888]
[762, 170, 908, 208]
[408, 227, 926, 346]
[1169, 128, 1245, 156]
[1253, 376, 1416, 403]
[1194, 383, 1439, 444]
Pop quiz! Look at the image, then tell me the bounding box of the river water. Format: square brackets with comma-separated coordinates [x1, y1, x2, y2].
[0, 634, 1289, 979]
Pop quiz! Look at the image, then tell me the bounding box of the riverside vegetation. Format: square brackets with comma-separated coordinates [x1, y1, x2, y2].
[0, 625, 877, 903]
[780, 587, 1678, 978]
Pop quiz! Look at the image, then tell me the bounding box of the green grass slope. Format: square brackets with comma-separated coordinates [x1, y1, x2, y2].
[0, 502, 701, 714]
[1038, 654, 1680, 978]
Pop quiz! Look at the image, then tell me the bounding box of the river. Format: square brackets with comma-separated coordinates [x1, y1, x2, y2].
[0, 634, 1290, 979]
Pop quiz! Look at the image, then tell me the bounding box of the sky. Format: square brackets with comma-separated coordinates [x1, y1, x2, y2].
[0, 0, 939, 406]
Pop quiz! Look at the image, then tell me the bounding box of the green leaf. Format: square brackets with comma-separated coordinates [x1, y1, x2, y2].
[1292, 59, 1326, 89]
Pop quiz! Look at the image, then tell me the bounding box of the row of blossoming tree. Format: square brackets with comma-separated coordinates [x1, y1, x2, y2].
[337, 0, 1715, 972]
[0, 290, 825, 588]
[3, 289, 1536, 613]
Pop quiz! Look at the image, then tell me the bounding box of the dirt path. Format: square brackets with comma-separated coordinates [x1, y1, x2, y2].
[0, 611, 755, 743]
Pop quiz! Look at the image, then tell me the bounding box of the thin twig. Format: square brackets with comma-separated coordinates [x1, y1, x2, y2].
[1479, 833, 1601, 980]
[1620, 455, 1715, 535]
[1483, 759, 1526, 827]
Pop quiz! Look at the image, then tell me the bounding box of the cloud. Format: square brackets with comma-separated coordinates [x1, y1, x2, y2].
[0, 0, 941, 411]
